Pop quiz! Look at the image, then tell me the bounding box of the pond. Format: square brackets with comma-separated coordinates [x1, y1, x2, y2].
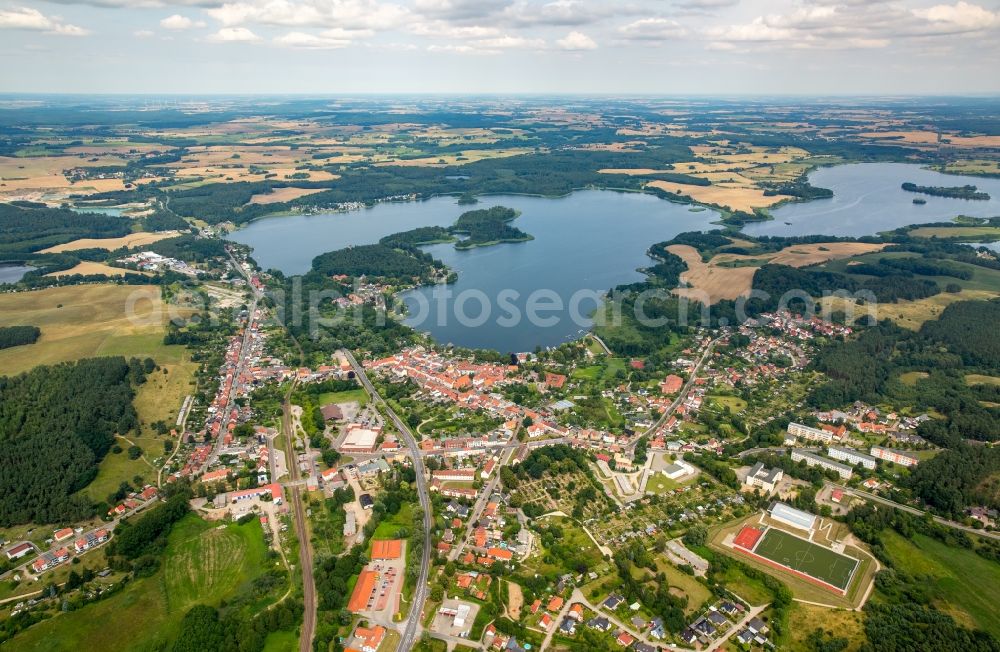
[0, 264, 35, 284]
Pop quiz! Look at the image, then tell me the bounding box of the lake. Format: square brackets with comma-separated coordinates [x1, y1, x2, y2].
[227, 190, 720, 351]
[743, 163, 1000, 238]
[0, 264, 35, 284]
[227, 163, 1000, 351]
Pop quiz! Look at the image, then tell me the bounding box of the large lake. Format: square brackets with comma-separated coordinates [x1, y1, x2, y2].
[743, 163, 1000, 237]
[227, 190, 720, 351]
[227, 162, 1000, 351]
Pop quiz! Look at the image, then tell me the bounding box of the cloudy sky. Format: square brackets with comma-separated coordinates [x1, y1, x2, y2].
[1, 0, 998, 94]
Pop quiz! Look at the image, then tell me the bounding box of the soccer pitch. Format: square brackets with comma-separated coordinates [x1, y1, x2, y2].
[752, 528, 859, 591]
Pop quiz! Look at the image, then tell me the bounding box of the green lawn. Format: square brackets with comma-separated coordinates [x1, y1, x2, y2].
[318, 388, 368, 407]
[752, 528, 859, 591]
[882, 530, 1000, 638]
[261, 629, 299, 652]
[9, 514, 272, 651]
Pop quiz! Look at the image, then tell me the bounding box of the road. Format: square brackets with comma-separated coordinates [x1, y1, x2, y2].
[342, 349, 432, 652]
[829, 482, 1000, 541]
[448, 446, 515, 562]
[628, 336, 722, 451]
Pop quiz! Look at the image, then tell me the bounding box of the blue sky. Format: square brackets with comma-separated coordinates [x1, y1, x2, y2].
[1, 0, 998, 94]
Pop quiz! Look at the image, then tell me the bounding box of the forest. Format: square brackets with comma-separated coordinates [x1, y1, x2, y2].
[901, 182, 990, 200]
[0, 202, 131, 256]
[0, 356, 151, 526]
[311, 243, 446, 283]
[146, 234, 227, 263]
[450, 205, 531, 248]
[0, 325, 40, 350]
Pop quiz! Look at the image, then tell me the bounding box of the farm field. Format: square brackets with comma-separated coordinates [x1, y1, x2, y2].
[667, 242, 885, 303]
[882, 530, 1000, 639]
[39, 231, 181, 253]
[0, 284, 191, 375]
[44, 262, 142, 278]
[8, 515, 274, 651]
[248, 186, 327, 204]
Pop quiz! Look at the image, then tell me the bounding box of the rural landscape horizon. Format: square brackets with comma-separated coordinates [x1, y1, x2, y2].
[2, 2, 1000, 652]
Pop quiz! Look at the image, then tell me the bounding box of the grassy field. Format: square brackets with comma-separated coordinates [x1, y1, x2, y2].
[9, 514, 273, 652]
[786, 603, 866, 651]
[655, 557, 713, 614]
[966, 374, 1000, 386]
[899, 371, 930, 386]
[0, 284, 191, 375]
[882, 530, 1000, 638]
[751, 528, 859, 591]
[908, 225, 1000, 240]
[318, 388, 368, 407]
[261, 630, 298, 652]
[707, 394, 747, 413]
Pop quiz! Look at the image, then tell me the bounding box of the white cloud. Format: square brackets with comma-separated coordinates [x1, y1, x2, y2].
[913, 1, 999, 33]
[703, 0, 999, 51]
[207, 0, 409, 30]
[0, 6, 88, 35]
[555, 29, 595, 49]
[273, 30, 349, 48]
[160, 14, 205, 29]
[408, 20, 499, 39]
[618, 17, 687, 40]
[134, 28, 155, 37]
[272, 26, 372, 48]
[207, 26, 261, 41]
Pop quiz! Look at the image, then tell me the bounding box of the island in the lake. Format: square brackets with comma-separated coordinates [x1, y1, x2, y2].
[902, 182, 991, 200]
[378, 205, 533, 251]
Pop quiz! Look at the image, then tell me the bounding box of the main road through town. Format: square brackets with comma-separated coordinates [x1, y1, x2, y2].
[342, 349, 432, 652]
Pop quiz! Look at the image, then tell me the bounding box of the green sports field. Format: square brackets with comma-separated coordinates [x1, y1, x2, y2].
[753, 528, 859, 591]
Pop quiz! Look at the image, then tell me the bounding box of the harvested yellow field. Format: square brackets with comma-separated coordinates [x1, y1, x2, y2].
[668, 244, 757, 302]
[820, 289, 998, 330]
[45, 262, 141, 277]
[667, 242, 887, 304]
[713, 242, 887, 267]
[374, 147, 532, 167]
[40, 231, 181, 253]
[858, 130, 940, 144]
[946, 135, 1000, 148]
[646, 179, 786, 212]
[0, 284, 190, 375]
[248, 187, 326, 205]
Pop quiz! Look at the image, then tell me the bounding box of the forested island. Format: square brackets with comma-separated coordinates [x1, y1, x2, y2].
[451, 206, 532, 249]
[902, 182, 991, 200]
[311, 243, 449, 284]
